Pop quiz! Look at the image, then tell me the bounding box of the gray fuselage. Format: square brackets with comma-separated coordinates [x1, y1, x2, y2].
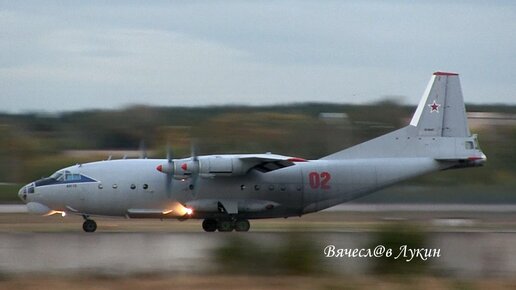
[21, 156, 449, 220]
[18, 72, 487, 229]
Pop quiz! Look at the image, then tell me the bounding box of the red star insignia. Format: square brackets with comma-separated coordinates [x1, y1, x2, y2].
[428, 100, 441, 113]
[181, 163, 188, 171]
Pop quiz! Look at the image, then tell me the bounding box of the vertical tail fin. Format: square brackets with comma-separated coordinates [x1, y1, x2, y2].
[321, 72, 485, 161]
[409, 72, 470, 137]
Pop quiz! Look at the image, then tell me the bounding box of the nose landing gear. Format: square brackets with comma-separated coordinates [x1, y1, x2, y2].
[82, 216, 97, 233]
[202, 218, 250, 232]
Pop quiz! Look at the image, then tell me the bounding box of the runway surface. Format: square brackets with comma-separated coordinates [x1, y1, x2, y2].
[0, 204, 27, 213]
[1, 230, 516, 278]
[2, 207, 516, 279]
[3, 203, 516, 213]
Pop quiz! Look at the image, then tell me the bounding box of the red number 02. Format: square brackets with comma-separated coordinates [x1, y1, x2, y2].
[308, 172, 331, 190]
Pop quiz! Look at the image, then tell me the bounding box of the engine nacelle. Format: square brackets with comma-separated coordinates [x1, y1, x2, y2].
[156, 156, 250, 178]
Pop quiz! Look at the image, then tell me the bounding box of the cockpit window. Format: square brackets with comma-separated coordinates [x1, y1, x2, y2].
[50, 171, 64, 181]
[64, 171, 81, 181]
[465, 141, 474, 150]
[35, 170, 97, 187]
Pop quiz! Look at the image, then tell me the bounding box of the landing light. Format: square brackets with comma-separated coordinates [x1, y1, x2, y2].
[61, 212, 66, 217]
[185, 208, 193, 215]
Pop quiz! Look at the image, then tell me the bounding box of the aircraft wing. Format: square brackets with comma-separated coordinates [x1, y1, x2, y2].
[236, 154, 307, 173]
[157, 153, 307, 178]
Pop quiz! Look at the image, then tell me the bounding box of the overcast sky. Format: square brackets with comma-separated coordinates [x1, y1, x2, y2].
[1, 1, 515, 113]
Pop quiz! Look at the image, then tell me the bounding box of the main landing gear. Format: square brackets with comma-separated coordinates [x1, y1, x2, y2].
[82, 216, 97, 233]
[202, 218, 250, 232]
[80, 216, 248, 233]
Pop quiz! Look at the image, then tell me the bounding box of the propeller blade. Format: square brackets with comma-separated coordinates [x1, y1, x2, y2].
[191, 141, 198, 161]
[166, 143, 173, 162]
[166, 173, 173, 197]
[190, 171, 199, 198]
[139, 140, 147, 159]
[189, 140, 199, 197]
[165, 144, 174, 197]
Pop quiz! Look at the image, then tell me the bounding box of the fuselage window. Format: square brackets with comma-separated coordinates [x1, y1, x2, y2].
[130, 184, 136, 190]
[254, 185, 260, 191]
[113, 184, 118, 189]
[143, 184, 148, 190]
[268, 185, 275, 191]
[98, 184, 103, 189]
[280, 185, 286, 191]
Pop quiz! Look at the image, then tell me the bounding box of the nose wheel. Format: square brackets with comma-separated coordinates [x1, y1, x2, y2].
[82, 219, 97, 233]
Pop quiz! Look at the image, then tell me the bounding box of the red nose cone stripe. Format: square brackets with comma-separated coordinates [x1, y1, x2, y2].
[156, 164, 163, 172]
[181, 163, 187, 171]
[287, 157, 307, 162]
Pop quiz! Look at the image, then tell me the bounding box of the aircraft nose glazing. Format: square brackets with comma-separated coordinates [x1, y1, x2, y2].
[18, 185, 28, 202]
[18, 183, 35, 202]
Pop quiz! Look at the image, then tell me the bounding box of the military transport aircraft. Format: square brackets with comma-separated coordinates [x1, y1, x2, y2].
[18, 72, 486, 232]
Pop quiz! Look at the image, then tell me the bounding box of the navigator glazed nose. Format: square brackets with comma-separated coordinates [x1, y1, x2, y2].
[18, 185, 27, 202]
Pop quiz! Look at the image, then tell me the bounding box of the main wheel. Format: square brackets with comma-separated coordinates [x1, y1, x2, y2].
[234, 219, 250, 232]
[217, 220, 234, 232]
[202, 219, 217, 232]
[82, 219, 97, 233]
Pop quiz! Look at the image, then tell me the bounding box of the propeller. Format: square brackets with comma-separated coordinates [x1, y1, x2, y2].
[165, 144, 173, 197]
[189, 142, 200, 197]
[156, 141, 201, 198]
[139, 140, 147, 159]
